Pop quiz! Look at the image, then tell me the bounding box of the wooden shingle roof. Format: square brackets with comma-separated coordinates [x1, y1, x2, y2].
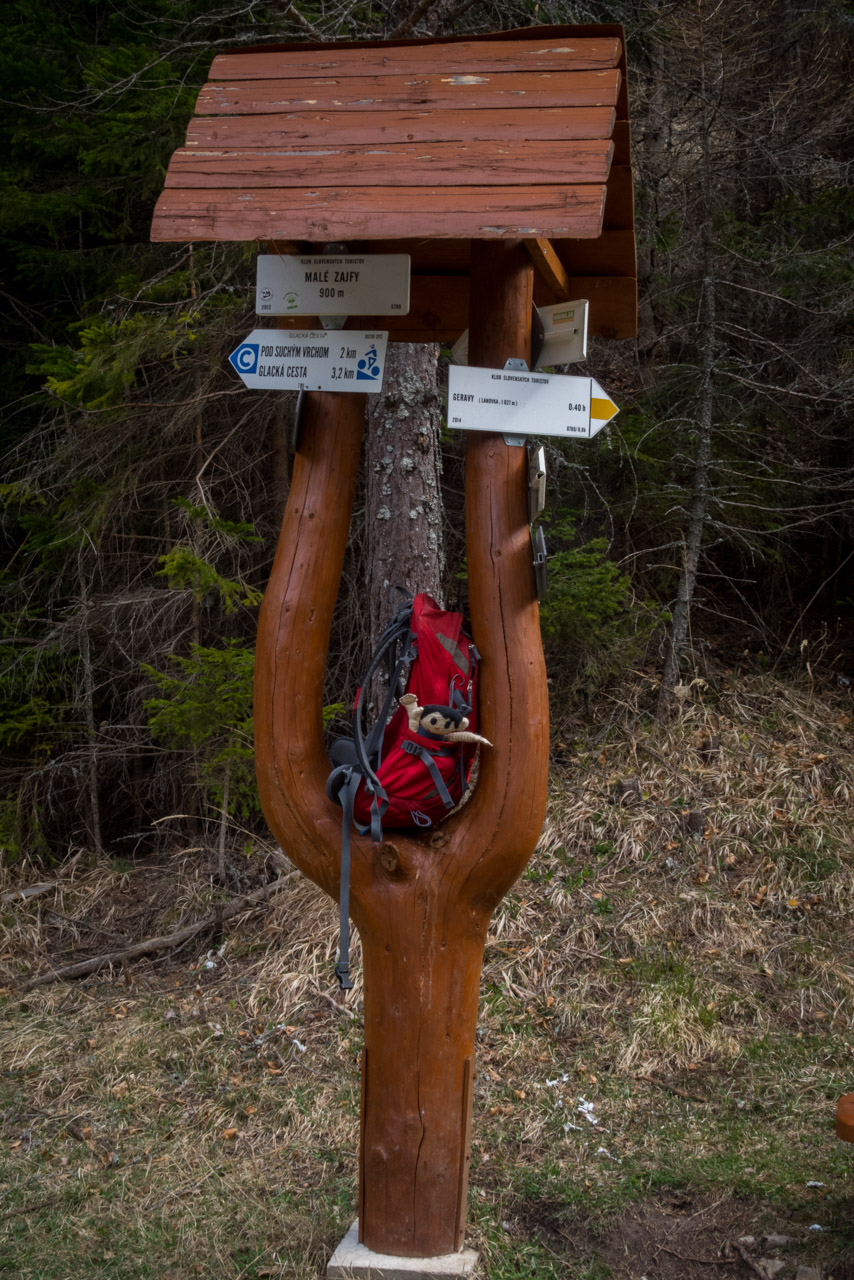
[151, 25, 635, 340]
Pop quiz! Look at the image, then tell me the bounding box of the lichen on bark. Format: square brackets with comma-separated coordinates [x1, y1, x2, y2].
[364, 342, 445, 653]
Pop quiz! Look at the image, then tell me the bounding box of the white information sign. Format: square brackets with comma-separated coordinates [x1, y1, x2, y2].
[537, 299, 588, 366]
[256, 255, 410, 316]
[229, 330, 388, 393]
[448, 366, 618, 439]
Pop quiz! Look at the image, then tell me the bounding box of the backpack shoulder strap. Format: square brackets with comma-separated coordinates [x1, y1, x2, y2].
[334, 768, 359, 991]
[353, 604, 413, 792]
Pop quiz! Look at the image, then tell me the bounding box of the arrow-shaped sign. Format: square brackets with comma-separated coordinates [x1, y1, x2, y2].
[448, 366, 618, 439]
[228, 329, 388, 393]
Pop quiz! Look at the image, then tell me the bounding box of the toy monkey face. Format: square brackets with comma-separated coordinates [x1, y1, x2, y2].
[420, 705, 471, 735]
[422, 711, 456, 733]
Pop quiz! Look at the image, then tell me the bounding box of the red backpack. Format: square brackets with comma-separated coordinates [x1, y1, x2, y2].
[326, 593, 484, 987]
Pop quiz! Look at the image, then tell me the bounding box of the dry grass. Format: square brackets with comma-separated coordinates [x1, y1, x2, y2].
[1, 668, 853, 1278]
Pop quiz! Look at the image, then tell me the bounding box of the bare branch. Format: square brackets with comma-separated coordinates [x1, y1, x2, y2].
[18, 878, 289, 990]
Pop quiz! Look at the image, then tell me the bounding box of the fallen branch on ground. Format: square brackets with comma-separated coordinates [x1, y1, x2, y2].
[2, 882, 59, 904]
[2, 850, 85, 904]
[1, 1196, 64, 1221]
[636, 1074, 710, 1104]
[17, 877, 290, 990]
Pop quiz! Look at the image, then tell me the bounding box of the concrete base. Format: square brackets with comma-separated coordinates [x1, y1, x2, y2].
[327, 1222, 479, 1280]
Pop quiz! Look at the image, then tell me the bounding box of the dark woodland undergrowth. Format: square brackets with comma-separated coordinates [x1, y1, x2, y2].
[2, 0, 854, 1271]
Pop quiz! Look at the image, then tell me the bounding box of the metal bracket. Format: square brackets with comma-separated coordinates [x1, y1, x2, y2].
[530, 306, 545, 371]
[531, 524, 548, 599]
[290, 390, 306, 454]
[503, 359, 528, 447]
[528, 444, 547, 524]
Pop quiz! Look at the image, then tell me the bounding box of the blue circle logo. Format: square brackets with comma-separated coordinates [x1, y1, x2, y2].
[230, 343, 259, 375]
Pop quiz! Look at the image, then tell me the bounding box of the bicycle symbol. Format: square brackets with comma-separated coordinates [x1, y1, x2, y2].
[356, 345, 381, 381]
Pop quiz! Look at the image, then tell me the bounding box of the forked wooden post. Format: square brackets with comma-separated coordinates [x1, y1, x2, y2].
[253, 240, 548, 1257]
[151, 19, 635, 1262]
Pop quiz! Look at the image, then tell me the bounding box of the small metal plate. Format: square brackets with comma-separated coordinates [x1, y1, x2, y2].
[503, 358, 528, 446]
[531, 524, 548, 599]
[528, 444, 546, 523]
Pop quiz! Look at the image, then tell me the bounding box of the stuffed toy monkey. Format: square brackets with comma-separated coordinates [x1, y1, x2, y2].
[399, 693, 492, 748]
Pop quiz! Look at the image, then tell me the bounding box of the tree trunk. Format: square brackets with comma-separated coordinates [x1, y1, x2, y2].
[656, 32, 717, 717]
[217, 740, 231, 884]
[365, 341, 444, 650]
[656, 293, 715, 716]
[78, 578, 103, 856]
[636, 6, 671, 367]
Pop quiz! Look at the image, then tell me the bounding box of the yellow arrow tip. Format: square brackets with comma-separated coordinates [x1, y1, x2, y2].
[590, 397, 617, 421]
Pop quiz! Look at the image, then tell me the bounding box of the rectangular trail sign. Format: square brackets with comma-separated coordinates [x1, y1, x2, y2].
[229, 330, 388, 392]
[256, 255, 410, 316]
[448, 365, 617, 439]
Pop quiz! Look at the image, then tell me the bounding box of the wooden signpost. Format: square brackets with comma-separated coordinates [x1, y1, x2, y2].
[151, 24, 636, 1266]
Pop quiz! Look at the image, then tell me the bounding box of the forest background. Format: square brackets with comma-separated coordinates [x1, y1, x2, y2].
[2, 2, 854, 1278]
[1, 0, 852, 864]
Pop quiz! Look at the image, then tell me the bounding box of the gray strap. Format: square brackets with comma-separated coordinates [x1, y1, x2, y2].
[370, 790, 386, 842]
[335, 771, 359, 991]
[451, 685, 471, 714]
[366, 641, 415, 764]
[403, 740, 455, 810]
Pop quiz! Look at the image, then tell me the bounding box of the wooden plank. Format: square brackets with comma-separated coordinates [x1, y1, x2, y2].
[210, 36, 622, 81]
[603, 165, 634, 230]
[165, 139, 614, 190]
[524, 238, 571, 297]
[554, 229, 636, 277]
[196, 70, 621, 115]
[541, 22, 628, 120]
[151, 184, 607, 243]
[185, 106, 616, 149]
